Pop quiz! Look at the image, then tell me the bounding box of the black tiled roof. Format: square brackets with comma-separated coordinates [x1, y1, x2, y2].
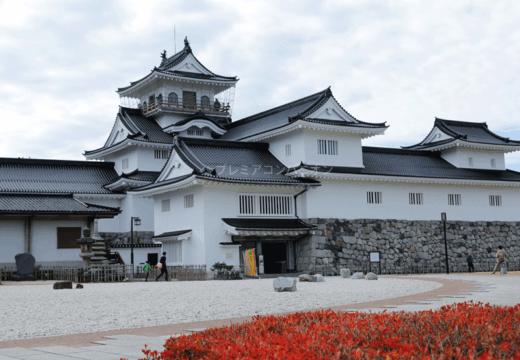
[405, 118, 520, 150]
[118, 41, 237, 92]
[131, 174, 194, 192]
[0, 158, 120, 194]
[0, 194, 120, 215]
[174, 137, 315, 184]
[121, 170, 161, 182]
[85, 107, 173, 155]
[152, 230, 191, 239]
[166, 111, 229, 129]
[296, 147, 520, 182]
[222, 218, 315, 230]
[221, 88, 386, 141]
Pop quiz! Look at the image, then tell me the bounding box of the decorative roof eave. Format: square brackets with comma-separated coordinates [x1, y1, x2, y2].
[224, 227, 311, 237]
[84, 138, 173, 160]
[152, 230, 192, 242]
[117, 70, 238, 98]
[104, 178, 152, 191]
[409, 140, 520, 153]
[163, 119, 227, 135]
[130, 174, 320, 198]
[286, 169, 520, 187]
[74, 193, 127, 200]
[240, 119, 387, 142]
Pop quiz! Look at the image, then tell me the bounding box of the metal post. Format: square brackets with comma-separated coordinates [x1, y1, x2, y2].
[442, 213, 449, 274]
[130, 217, 134, 269]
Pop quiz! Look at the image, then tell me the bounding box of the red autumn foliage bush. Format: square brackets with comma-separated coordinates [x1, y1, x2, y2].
[139, 302, 520, 360]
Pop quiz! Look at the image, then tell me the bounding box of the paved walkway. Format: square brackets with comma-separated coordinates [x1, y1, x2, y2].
[0, 272, 518, 360]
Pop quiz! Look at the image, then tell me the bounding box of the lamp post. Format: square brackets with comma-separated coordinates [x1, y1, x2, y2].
[130, 217, 141, 270]
[441, 212, 449, 274]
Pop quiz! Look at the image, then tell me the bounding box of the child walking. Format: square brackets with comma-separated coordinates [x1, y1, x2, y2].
[143, 260, 152, 282]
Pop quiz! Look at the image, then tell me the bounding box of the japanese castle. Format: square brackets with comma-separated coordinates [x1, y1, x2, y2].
[2, 38, 520, 273]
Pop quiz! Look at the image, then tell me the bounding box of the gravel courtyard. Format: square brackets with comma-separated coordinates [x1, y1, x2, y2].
[0, 277, 441, 341]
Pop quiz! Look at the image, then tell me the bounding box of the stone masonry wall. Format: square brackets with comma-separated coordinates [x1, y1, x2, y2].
[99, 231, 156, 245]
[297, 218, 520, 273]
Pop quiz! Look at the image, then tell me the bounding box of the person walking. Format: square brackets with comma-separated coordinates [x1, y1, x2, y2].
[156, 252, 169, 281]
[466, 252, 474, 273]
[143, 261, 152, 282]
[491, 246, 507, 274]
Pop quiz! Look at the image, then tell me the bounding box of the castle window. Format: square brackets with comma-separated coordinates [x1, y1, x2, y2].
[238, 194, 293, 216]
[409, 193, 423, 205]
[154, 150, 169, 159]
[489, 195, 502, 206]
[149, 94, 155, 105]
[448, 194, 462, 206]
[187, 129, 204, 136]
[491, 159, 497, 168]
[285, 144, 291, 157]
[367, 191, 382, 204]
[161, 199, 170, 212]
[168, 92, 178, 104]
[122, 158, 129, 170]
[184, 194, 194, 208]
[468, 157, 474, 167]
[201, 96, 210, 108]
[317, 140, 338, 155]
[157, 94, 163, 103]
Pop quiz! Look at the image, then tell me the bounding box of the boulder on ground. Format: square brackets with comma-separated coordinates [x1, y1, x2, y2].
[273, 277, 297, 292]
[76, 284, 84, 289]
[340, 268, 351, 278]
[351, 272, 364, 280]
[53, 281, 73, 290]
[365, 272, 378, 280]
[314, 274, 326, 282]
[298, 274, 315, 282]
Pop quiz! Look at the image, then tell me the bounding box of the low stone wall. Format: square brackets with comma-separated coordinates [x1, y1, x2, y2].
[99, 231, 156, 245]
[296, 218, 520, 273]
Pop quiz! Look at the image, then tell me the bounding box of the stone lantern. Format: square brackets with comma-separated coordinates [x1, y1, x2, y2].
[89, 219, 110, 265]
[77, 227, 95, 268]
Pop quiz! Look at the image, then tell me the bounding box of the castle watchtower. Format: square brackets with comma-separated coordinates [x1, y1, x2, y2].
[116, 37, 238, 130]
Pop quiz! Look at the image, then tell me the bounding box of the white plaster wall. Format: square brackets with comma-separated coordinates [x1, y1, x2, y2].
[118, 195, 155, 233]
[0, 219, 25, 264]
[104, 147, 138, 175]
[153, 186, 204, 265]
[304, 180, 520, 221]
[267, 131, 305, 168]
[303, 130, 364, 167]
[441, 148, 506, 170]
[178, 127, 212, 138]
[136, 147, 171, 172]
[30, 218, 87, 264]
[202, 185, 302, 268]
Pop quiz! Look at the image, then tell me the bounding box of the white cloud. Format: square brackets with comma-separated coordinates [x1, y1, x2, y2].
[0, 0, 519, 171]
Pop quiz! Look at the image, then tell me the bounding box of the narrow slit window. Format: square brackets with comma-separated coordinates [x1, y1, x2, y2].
[184, 194, 194, 208]
[468, 157, 474, 167]
[285, 144, 291, 157]
[161, 199, 170, 212]
[491, 159, 497, 168]
[367, 191, 382, 204]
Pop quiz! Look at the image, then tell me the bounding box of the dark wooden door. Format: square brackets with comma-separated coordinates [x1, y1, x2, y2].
[183, 91, 196, 109]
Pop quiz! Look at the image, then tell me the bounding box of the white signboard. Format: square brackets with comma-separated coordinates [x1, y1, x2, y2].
[370, 252, 380, 262]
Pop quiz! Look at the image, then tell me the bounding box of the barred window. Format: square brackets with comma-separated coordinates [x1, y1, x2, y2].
[489, 195, 502, 206]
[122, 158, 129, 170]
[187, 129, 204, 136]
[154, 150, 169, 159]
[168, 92, 178, 104]
[238, 194, 293, 215]
[468, 157, 474, 167]
[409, 193, 423, 205]
[317, 140, 338, 155]
[161, 199, 170, 212]
[184, 194, 194, 208]
[285, 144, 291, 157]
[448, 194, 462, 206]
[367, 191, 382, 204]
[491, 159, 497, 168]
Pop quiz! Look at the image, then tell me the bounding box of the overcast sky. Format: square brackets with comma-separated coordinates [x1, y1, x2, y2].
[1, 0, 519, 170]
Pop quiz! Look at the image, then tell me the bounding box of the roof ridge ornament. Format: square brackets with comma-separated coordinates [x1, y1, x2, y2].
[184, 36, 192, 53]
[160, 50, 167, 63]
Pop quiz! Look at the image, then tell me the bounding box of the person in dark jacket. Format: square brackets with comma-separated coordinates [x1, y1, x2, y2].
[156, 252, 168, 281]
[466, 252, 474, 273]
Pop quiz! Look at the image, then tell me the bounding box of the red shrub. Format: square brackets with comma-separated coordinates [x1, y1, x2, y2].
[139, 302, 520, 360]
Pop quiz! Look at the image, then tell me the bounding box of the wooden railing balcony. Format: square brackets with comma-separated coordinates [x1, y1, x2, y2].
[142, 101, 231, 117]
